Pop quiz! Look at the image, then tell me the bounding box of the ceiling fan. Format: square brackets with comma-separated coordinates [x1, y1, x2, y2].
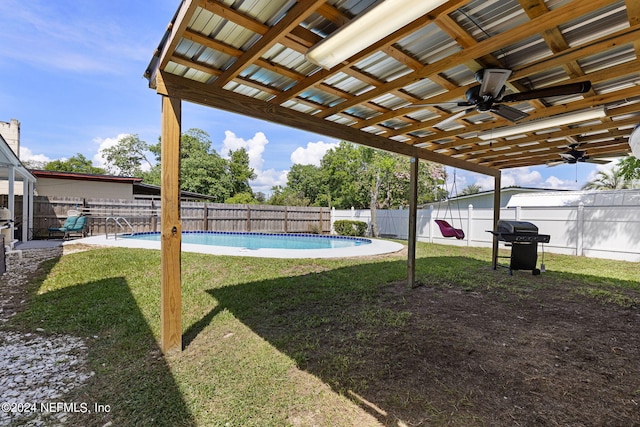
[412, 68, 592, 128]
[548, 143, 610, 166]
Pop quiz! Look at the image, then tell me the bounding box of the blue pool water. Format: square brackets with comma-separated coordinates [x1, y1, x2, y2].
[125, 231, 371, 250]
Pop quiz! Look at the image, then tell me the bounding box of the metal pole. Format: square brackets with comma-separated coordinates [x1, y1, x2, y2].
[408, 157, 419, 287]
[491, 172, 502, 270]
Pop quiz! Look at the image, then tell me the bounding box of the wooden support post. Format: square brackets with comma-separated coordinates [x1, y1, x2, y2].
[22, 179, 29, 242]
[491, 172, 502, 270]
[284, 206, 288, 233]
[151, 200, 158, 232]
[203, 205, 209, 231]
[161, 95, 182, 353]
[407, 157, 419, 288]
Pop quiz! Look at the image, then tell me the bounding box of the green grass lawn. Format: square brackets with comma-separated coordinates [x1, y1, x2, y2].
[7, 242, 640, 426]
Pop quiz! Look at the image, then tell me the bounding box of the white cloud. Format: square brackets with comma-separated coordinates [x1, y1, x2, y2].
[466, 167, 545, 192]
[290, 141, 338, 166]
[19, 146, 51, 165]
[504, 167, 544, 187]
[93, 134, 130, 170]
[221, 131, 290, 193]
[222, 131, 269, 173]
[584, 159, 618, 183]
[544, 175, 580, 190]
[474, 175, 496, 191]
[250, 168, 289, 194]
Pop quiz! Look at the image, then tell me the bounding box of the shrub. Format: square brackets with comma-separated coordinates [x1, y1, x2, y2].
[333, 220, 368, 237]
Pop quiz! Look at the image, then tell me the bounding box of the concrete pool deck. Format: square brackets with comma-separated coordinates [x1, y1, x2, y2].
[64, 234, 405, 259]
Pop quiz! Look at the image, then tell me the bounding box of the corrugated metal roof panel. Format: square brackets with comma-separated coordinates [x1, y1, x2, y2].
[405, 109, 441, 122]
[355, 52, 413, 83]
[496, 36, 552, 69]
[343, 105, 377, 120]
[326, 74, 372, 96]
[402, 78, 448, 100]
[300, 87, 344, 106]
[240, 65, 297, 91]
[147, 0, 637, 170]
[452, 0, 527, 42]
[398, 23, 461, 65]
[236, 0, 294, 25]
[281, 100, 322, 115]
[578, 45, 636, 74]
[330, 0, 377, 15]
[560, 2, 627, 47]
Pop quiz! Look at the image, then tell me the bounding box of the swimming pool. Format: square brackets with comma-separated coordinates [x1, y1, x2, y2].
[125, 231, 371, 250]
[74, 231, 404, 258]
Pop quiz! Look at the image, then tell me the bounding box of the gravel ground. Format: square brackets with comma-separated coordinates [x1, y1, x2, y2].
[0, 247, 95, 426]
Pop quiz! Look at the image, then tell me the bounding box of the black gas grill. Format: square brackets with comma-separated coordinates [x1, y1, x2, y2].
[488, 220, 550, 275]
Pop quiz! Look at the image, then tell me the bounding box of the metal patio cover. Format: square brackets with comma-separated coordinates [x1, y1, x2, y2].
[146, 0, 637, 176]
[145, 0, 639, 353]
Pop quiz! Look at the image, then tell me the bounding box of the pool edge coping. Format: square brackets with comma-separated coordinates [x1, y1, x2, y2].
[70, 234, 405, 259]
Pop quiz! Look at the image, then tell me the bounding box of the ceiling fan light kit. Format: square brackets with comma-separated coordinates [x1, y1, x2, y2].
[478, 107, 607, 141]
[409, 68, 594, 129]
[306, 0, 448, 69]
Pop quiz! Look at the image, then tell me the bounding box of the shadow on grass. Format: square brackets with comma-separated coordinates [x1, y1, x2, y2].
[13, 275, 195, 427]
[201, 255, 640, 426]
[200, 255, 485, 425]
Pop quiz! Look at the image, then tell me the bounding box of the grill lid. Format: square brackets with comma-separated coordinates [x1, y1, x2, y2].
[497, 220, 539, 234]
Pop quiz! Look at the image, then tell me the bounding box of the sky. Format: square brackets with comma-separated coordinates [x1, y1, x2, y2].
[0, 0, 620, 196]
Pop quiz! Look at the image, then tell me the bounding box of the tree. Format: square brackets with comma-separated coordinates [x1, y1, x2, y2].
[460, 183, 482, 196]
[285, 163, 326, 206]
[618, 156, 640, 186]
[227, 148, 256, 196]
[101, 134, 152, 177]
[582, 167, 629, 190]
[21, 159, 47, 170]
[44, 153, 106, 174]
[146, 129, 227, 198]
[320, 142, 369, 209]
[359, 147, 397, 236]
[225, 192, 258, 204]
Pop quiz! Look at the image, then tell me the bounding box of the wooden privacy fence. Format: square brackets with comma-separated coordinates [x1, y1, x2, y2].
[12, 196, 331, 238]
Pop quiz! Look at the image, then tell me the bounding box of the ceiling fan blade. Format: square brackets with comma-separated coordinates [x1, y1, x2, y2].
[559, 152, 577, 160]
[433, 108, 473, 129]
[410, 101, 473, 107]
[479, 69, 511, 98]
[501, 81, 592, 102]
[585, 158, 612, 165]
[490, 104, 529, 122]
[546, 160, 565, 167]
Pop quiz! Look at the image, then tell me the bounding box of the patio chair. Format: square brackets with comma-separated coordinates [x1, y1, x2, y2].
[63, 215, 88, 240]
[48, 215, 87, 240]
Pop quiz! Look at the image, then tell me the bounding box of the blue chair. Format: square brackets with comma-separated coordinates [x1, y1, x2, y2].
[48, 215, 87, 239]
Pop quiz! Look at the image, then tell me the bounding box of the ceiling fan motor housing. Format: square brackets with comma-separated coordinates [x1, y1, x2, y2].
[465, 86, 502, 111]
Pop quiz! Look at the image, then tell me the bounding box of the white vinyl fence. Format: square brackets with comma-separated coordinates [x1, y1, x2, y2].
[332, 204, 640, 262]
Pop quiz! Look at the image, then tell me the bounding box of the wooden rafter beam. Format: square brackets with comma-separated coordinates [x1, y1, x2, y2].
[156, 72, 500, 177]
[316, 0, 618, 119]
[487, 141, 630, 168]
[213, 0, 327, 88]
[271, 0, 471, 105]
[454, 116, 640, 158]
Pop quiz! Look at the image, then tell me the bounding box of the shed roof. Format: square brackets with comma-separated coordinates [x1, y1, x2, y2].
[506, 188, 640, 207]
[145, 0, 637, 176]
[31, 170, 143, 183]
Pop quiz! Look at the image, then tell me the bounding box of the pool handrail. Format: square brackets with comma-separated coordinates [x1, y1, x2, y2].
[105, 217, 134, 240]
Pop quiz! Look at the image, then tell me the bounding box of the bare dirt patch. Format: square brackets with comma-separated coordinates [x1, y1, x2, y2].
[311, 278, 640, 426]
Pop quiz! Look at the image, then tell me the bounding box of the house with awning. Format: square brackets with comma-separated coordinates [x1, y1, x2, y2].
[0, 119, 36, 247]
